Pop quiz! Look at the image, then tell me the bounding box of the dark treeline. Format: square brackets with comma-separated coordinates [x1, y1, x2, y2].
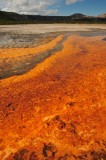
[0, 11, 106, 24]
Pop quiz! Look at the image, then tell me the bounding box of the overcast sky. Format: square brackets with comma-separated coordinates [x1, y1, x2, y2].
[0, 0, 106, 16]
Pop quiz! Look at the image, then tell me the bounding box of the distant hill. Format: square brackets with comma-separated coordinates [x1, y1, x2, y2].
[70, 13, 86, 19]
[97, 14, 106, 18]
[69, 13, 95, 19]
[0, 11, 106, 24]
[0, 11, 25, 21]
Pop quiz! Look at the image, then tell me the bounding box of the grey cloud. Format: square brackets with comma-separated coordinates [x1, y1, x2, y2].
[0, 0, 84, 15]
[1, 0, 57, 15]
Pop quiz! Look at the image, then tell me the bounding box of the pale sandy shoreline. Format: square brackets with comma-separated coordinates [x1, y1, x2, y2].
[0, 24, 106, 34]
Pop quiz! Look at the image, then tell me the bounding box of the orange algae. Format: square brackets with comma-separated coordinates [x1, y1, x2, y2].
[0, 35, 106, 159]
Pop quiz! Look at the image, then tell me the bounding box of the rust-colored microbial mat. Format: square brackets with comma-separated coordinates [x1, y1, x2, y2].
[0, 35, 106, 160]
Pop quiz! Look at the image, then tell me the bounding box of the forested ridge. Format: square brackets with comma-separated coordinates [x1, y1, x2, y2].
[0, 11, 106, 24]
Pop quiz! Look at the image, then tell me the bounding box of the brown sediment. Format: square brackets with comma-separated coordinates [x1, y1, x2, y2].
[0, 35, 106, 160]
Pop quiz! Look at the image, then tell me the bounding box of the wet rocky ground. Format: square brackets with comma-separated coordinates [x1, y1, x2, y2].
[0, 31, 61, 48]
[0, 27, 106, 48]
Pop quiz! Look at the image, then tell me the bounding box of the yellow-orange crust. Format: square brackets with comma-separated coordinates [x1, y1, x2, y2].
[0, 35, 106, 160]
